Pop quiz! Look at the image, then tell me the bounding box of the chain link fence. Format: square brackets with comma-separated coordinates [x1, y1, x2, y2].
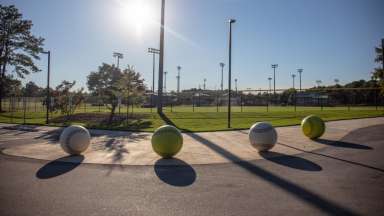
[0, 88, 383, 126]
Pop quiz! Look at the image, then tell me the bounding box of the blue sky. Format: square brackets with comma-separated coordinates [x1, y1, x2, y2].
[3, 0, 384, 91]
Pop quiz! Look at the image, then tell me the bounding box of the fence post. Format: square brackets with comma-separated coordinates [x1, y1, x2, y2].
[240, 94, 243, 112]
[375, 89, 378, 111]
[126, 95, 129, 124]
[216, 93, 219, 112]
[23, 97, 26, 124]
[10, 98, 14, 123]
[192, 94, 195, 112]
[84, 99, 86, 113]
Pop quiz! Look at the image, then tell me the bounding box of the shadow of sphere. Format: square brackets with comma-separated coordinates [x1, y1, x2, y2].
[36, 155, 84, 179]
[260, 151, 322, 171]
[154, 158, 196, 187]
[316, 138, 372, 150]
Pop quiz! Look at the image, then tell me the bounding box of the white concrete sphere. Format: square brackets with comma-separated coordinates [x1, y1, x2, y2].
[248, 122, 277, 152]
[59, 125, 91, 155]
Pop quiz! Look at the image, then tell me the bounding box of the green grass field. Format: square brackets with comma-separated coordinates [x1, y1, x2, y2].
[0, 104, 383, 132]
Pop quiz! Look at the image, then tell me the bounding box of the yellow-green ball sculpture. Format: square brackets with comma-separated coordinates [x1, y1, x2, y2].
[151, 125, 183, 158]
[301, 115, 325, 139]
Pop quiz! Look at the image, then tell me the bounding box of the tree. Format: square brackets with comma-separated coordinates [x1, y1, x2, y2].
[87, 63, 146, 123]
[22, 81, 42, 97]
[372, 41, 384, 94]
[2, 74, 21, 97]
[0, 5, 44, 111]
[51, 80, 84, 117]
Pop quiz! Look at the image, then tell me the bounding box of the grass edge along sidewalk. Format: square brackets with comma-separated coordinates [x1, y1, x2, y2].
[0, 106, 383, 132]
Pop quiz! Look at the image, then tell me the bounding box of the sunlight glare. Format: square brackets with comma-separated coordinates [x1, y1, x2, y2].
[118, 0, 155, 36]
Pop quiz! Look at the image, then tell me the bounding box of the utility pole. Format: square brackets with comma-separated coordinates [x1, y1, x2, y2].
[219, 62, 225, 91]
[148, 48, 160, 93]
[113, 52, 123, 68]
[177, 65, 181, 93]
[228, 19, 236, 128]
[157, 0, 165, 113]
[297, 68, 303, 91]
[292, 74, 296, 89]
[271, 64, 278, 95]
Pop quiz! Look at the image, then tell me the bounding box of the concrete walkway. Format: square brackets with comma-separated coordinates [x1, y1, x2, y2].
[1, 117, 383, 165]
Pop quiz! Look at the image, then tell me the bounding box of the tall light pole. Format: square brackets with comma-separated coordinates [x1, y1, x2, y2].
[268, 77, 272, 94]
[292, 74, 296, 89]
[234, 78, 238, 94]
[113, 52, 123, 68]
[219, 62, 225, 91]
[148, 48, 160, 93]
[42, 50, 50, 124]
[228, 19, 236, 128]
[271, 64, 278, 95]
[164, 71, 167, 93]
[177, 65, 181, 93]
[334, 78, 339, 85]
[157, 0, 165, 113]
[297, 68, 303, 91]
[203, 78, 206, 90]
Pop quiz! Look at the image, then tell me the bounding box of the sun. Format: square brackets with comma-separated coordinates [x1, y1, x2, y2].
[118, 0, 155, 36]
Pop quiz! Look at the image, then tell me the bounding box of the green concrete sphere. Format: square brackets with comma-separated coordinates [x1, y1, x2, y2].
[151, 125, 183, 158]
[301, 115, 325, 139]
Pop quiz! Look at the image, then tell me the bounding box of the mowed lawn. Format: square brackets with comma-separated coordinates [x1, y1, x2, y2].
[0, 105, 383, 132]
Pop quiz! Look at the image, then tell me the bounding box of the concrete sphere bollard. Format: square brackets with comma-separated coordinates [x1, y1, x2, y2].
[301, 115, 325, 139]
[151, 125, 183, 158]
[249, 122, 277, 152]
[59, 125, 91, 155]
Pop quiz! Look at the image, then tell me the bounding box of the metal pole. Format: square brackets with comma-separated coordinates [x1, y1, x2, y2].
[297, 69, 303, 91]
[23, 97, 26, 124]
[192, 91, 195, 112]
[220, 63, 224, 91]
[271, 64, 278, 104]
[203, 78, 206, 90]
[157, 0, 165, 114]
[273, 67, 276, 94]
[45, 51, 51, 124]
[152, 53, 155, 93]
[177, 66, 181, 93]
[235, 78, 238, 94]
[228, 19, 236, 128]
[240, 94, 243, 112]
[164, 71, 167, 93]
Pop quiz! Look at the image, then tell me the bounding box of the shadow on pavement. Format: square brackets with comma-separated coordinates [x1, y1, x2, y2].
[187, 132, 357, 215]
[158, 112, 357, 215]
[315, 138, 372, 150]
[154, 158, 196, 187]
[259, 151, 322, 171]
[36, 155, 84, 179]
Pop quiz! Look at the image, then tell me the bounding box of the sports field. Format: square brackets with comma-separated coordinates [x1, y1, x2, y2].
[0, 104, 383, 132]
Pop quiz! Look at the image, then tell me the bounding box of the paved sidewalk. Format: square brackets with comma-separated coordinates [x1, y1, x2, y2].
[1, 117, 383, 165]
